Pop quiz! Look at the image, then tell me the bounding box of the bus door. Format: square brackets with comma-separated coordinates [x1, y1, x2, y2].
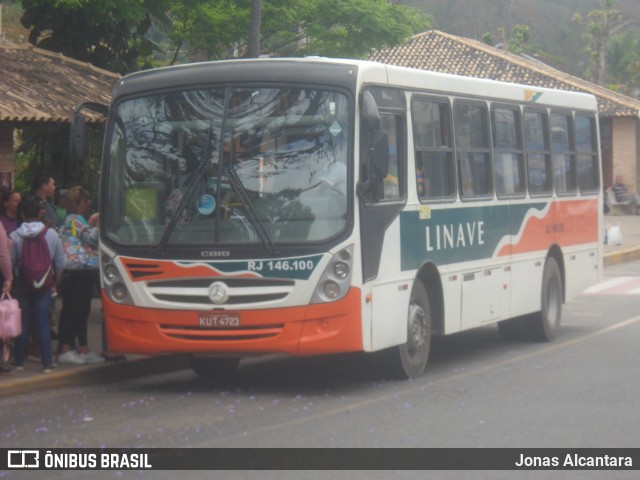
[358, 88, 408, 350]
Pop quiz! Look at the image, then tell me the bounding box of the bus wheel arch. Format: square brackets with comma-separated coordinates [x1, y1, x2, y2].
[415, 262, 444, 336]
[498, 246, 565, 342]
[378, 263, 441, 379]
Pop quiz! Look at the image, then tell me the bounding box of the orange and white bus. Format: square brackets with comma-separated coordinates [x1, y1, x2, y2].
[89, 58, 602, 379]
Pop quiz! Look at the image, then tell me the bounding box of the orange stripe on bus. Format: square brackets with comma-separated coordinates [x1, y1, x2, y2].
[499, 199, 599, 257]
[120, 257, 260, 282]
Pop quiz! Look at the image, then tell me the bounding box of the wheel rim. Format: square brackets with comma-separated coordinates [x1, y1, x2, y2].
[407, 302, 428, 361]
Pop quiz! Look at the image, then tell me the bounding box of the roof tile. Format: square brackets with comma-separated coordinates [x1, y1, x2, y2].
[0, 42, 120, 123]
[370, 30, 640, 117]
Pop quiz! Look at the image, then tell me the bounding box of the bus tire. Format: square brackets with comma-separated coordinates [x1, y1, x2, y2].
[381, 281, 432, 379]
[189, 356, 240, 381]
[526, 256, 562, 341]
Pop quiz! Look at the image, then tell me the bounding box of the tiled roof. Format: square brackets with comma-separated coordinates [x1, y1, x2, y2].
[370, 30, 640, 118]
[0, 42, 120, 123]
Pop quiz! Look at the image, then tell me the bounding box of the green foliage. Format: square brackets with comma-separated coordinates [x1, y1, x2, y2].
[606, 30, 640, 97]
[571, 0, 635, 85]
[21, 0, 172, 73]
[20, 0, 430, 68]
[13, 0, 430, 200]
[482, 32, 495, 46]
[294, 0, 430, 58]
[507, 25, 530, 55]
[13, 123, 101, 202]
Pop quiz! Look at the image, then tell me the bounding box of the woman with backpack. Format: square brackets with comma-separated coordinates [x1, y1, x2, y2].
[9, 194, 65, 373]
[57, 186, 104, 365]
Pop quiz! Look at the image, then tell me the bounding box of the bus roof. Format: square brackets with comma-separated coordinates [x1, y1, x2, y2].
[113, 57, 598, 112]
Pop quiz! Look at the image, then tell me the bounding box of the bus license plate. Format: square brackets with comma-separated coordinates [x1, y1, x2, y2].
[198, 312, 241, 328]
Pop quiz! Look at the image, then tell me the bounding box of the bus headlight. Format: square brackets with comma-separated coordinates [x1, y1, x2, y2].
[311, 245, 353, 304]
[104, 264, 119, 283]
[111, 283, 129, 302]
[333, 262, 349, 279]
[323, 281, 340, 299]
[101, 255, 133, 305]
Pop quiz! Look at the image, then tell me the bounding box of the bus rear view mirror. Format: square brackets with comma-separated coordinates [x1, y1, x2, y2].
[362, 91, 381, 131]
[69, 101, 109, 161]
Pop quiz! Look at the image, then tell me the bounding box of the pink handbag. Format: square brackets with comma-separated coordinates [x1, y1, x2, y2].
[0, 292, 22, 362]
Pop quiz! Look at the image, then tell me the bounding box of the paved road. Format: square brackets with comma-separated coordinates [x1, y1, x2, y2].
[3, 261, 640, 479]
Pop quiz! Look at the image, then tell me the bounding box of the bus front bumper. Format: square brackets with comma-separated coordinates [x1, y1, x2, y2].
[103, 288, 363, 357]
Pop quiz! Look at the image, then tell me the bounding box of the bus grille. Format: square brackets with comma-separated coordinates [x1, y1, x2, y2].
[159, 323, 284, 341]
[146, 277, 295, 307]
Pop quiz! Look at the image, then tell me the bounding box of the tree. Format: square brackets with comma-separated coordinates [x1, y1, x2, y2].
[606, 30, 640, 96]
[507, 25, 530, 55]
[293, 0, 430, 58]
[482, 25, 535, 56]
[573, 0, 636, 86]
[21, 0, 430, 67]
[21, 0, 172, 74]
[246, 0, 262, 58]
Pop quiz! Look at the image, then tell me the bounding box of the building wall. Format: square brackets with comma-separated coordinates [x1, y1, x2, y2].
[612, 117, 639, 191]
[0, 125, 14, 189]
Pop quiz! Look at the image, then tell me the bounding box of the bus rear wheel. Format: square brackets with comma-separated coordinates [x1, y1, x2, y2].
[525, 256, 562, 341]
[189, 356, 240, 381]
[381, 282, 432, 379]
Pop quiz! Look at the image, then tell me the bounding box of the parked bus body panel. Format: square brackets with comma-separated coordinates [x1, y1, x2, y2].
[97, 58, 602, 361]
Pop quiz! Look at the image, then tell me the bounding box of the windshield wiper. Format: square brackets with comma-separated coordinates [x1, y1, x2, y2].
[224, 165, 280, 257]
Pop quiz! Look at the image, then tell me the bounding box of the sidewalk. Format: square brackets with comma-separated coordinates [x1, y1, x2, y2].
[602, 213, 640, 266]
[1, 297, 189, 397]
[2, 213, 639, 396]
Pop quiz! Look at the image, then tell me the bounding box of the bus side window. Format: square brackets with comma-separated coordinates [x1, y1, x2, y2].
[575, 114, 600, 193]
[492, 106, 525, 197]
[454, 102, 492, 199]
[524, 109, 552, 196]
[411, 97, 455, 200]
[551, 111, 577, 194]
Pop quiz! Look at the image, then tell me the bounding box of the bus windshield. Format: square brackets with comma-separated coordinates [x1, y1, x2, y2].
[104, 87, 350, 248]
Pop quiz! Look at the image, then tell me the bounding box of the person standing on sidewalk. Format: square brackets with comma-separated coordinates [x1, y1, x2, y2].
[57, 186, 104, 365]
[0, 189, 21, 236]
[9, 194, 65, 373]
[31, 173, 60, 228]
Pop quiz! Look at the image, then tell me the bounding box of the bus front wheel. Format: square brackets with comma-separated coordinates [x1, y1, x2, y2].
[189, 356, 240, 381]
[381, 282, 432, 379]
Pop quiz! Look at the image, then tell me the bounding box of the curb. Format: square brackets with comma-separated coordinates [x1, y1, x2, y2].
[0, 353, 189, 399]
[603, 246, 640, 267]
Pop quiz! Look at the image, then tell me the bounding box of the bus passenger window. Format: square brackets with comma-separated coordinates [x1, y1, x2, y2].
[411, 97, 454, 200]
[492, 107, 525, 197]
[575, 114, 600, 192]
[524, 109, 552, 196]
[551, 112, 576, 194]
[454, 102, 492, 198]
